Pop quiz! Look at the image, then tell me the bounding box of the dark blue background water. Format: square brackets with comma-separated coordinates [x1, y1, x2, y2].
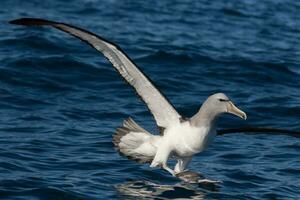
[0, 0, 300, 199]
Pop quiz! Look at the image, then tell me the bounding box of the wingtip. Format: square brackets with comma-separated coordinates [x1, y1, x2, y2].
[9, 18, 54, 26]
[9, 18, 23, 25]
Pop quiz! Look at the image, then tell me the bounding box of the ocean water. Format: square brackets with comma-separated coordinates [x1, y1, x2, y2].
[0, 0, 300, 199]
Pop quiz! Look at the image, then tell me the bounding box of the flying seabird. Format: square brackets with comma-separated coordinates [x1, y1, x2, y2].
[9, 18, 300, 183]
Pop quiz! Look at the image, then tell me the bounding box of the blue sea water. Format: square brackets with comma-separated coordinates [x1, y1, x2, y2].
[0, 0, 300, 199]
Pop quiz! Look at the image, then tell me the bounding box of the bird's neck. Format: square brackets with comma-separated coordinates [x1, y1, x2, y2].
[190, 104, 220, 128]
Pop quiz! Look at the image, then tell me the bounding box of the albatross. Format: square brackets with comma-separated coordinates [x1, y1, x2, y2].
[9, 18, 300, 183]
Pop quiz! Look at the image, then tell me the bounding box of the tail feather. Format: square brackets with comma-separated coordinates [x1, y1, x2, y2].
[113, 117, 159, 164]
[123, 117, 147, 133]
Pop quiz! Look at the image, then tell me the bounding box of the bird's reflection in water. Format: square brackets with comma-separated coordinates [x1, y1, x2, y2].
[115, 179, 220, 199]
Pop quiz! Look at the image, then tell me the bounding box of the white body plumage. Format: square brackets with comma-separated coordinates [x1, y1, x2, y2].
[150, 121, 216, 170]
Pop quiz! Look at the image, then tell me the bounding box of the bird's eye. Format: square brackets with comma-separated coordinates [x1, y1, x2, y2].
[219, 98, 228, 102]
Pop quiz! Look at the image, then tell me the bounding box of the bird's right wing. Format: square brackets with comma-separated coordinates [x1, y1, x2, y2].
[10, 18, 182, 130]
[217, 127, 300, 138]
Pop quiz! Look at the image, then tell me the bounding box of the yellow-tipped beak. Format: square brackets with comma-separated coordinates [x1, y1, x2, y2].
[226, 101, 247, 120]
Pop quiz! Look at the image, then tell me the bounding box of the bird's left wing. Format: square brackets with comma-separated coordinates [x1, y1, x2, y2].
[217, 127, 300, 138]
[10, 18, 182, 130]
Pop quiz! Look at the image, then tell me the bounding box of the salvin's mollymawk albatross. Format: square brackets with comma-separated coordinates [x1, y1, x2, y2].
[10, 18, 300, 182]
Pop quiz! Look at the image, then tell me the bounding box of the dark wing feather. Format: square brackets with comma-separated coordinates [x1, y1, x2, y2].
[217, 127, 300, 138]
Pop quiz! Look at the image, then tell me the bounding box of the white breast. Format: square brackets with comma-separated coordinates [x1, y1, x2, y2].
[163, 121, 216, 157]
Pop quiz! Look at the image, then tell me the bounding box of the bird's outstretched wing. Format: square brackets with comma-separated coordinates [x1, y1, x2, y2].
[10, 18, 182, 130]
[217, 127, 300, 138]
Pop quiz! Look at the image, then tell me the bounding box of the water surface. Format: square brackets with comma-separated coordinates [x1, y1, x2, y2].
[0, 0, 299, 199]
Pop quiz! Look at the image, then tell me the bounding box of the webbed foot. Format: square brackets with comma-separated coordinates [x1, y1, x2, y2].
[176, 171, 222, 185]
[176, 170, 204, 183]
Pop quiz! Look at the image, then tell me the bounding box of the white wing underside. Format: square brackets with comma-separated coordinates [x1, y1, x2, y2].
[12, 18, 181, 129]
[57, 24, 181, 128]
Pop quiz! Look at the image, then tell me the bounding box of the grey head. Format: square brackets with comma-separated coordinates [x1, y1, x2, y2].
[191, 93, 247, 127]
